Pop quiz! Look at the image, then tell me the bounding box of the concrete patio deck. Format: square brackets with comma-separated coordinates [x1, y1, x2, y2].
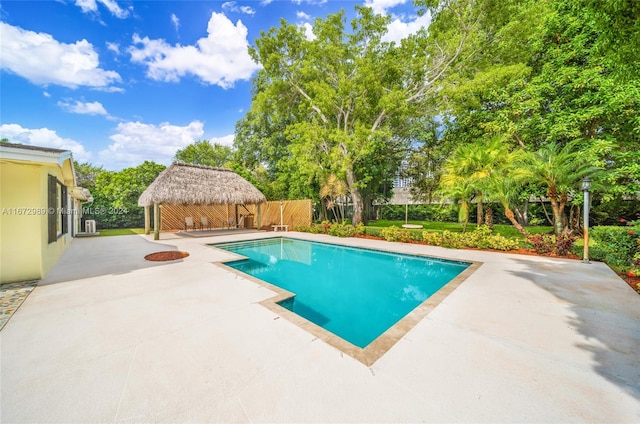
[1, 232, 639, 422]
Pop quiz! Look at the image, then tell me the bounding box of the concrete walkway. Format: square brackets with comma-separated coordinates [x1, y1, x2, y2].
[1, 232, 639, 423]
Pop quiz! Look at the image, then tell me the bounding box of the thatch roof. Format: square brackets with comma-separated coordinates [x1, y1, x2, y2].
[138, 162, 266, 207]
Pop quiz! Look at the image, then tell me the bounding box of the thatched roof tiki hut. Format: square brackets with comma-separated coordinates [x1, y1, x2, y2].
[138, 162, 266, 239]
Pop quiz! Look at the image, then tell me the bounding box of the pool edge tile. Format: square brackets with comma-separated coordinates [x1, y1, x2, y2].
[212, 240, 482, 367]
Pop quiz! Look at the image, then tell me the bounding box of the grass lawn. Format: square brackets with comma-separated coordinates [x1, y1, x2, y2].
[366, 220, 552, 240]
[98, 228, 145, 236]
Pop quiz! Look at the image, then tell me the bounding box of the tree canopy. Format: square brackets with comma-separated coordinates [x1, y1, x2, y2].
[68, 0, 639, 233]
[175, 140, 234, 168]
[236, 2, 482, 224]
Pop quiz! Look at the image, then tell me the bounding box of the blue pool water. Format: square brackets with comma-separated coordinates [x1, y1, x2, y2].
[213, 238, 469, 348]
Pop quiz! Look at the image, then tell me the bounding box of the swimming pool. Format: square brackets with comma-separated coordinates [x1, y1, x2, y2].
[212, 237, 472, 351]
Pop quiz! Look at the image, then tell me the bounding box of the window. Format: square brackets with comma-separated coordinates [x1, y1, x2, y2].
[48, 175, 68, 243]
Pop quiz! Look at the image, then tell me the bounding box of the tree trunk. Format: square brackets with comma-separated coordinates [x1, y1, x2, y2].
[549, 200, 566, 236]
[346, 166, 364, 225]
[484, 206, 494, 229]
[568, 204, 580, 234]
[350, 190, 364, 225]
[318, 201, 328, 222]
[548, 187, 567, 236]
[476, 193, 483, 226]
[514, 199, 529, 227]
[505, 207, 532, 240]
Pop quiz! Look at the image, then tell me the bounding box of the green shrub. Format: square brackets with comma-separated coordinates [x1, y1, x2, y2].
[295, 221, 364, 238]
[422, 225, 519, 251]
[364, 226, 383, 237]
[422, 231, 441, 246]
[408, 230, 424, 242]
[571, 244, 607, 262]
[380, 226, 411, 242]
[327, 222, 361, 237]
[628, 252, 640, 278]
[590, 225, 640, 268]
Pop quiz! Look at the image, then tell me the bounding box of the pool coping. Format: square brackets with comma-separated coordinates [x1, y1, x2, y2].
[211, 235, 482, 366]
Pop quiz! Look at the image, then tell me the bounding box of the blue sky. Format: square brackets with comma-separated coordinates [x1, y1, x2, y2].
[1, 0, 429, 170]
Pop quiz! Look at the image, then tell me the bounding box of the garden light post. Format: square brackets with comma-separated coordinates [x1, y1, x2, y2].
[582, 176, 591, 263]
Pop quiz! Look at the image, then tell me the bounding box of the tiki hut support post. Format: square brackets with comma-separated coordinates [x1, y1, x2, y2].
[235, 204, 239, 227]
[144, 206, 150, 235]
[153, 202, 160, 240]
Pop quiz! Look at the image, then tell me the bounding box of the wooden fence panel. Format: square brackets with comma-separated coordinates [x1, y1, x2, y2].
[159, 200, 311, 231]
[258, 200, 312, 229]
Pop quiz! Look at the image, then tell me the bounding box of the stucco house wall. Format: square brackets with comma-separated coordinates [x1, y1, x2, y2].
[0, 143, 89, 283]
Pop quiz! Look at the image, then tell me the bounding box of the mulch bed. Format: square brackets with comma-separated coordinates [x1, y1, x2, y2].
[622, 274, 640, 293]
[144, 251, 189, 261]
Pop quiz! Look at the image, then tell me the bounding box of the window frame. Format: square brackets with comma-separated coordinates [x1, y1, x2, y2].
[48, 175, 68, 243]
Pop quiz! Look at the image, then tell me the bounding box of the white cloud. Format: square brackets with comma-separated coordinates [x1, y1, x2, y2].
[300, 22, 315, 41]
[260, 0, 273, 5]
[296, 11, 311, 20]
[240, 6, 255, 15]
[364, 0, 430, 42]
[383, 12, 431, 43]
[128, 12, 260, 88]
[0, 123, 91, 162]
[57, 100, 110, 117]
[75, 0, 129, 18]
[99, 120, 205, 169]
[0, 22, 121, 89]
[222, 2, 255, 15]
[364, 0, 406, 15]
[171, 13, 180, 32]
[106, 41, 120, 54]
[209, 134, 234, 147]
[75, 0, 98, 13]
[292, 0, 327, 5]
[43, 91, 51, 98]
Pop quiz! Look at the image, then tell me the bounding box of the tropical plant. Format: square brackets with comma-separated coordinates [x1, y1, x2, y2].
[439, 137, 520, 231]
[524, 142, 601, 236]
[319, 174, 348, 222]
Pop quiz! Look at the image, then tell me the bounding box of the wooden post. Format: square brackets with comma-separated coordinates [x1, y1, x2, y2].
[280, 200, 284, 226]
[144, 206, 150, 235]
[154, 202, 160, 240]
[405, 203, 409, 225]
[235, 204, 239, 227]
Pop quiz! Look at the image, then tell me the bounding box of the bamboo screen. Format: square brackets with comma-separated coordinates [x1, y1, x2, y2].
[159, 199, 312, 231]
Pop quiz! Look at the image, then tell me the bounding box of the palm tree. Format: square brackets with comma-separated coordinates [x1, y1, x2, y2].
[439, 172, 475, 231]
[524, 142, 600, 236]
[320, 174, 348, 222]
[439, 137, 513, 229]
[484, 162, 533, 239]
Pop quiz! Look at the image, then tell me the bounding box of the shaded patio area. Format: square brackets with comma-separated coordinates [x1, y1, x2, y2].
[1, 232, 638, 422]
